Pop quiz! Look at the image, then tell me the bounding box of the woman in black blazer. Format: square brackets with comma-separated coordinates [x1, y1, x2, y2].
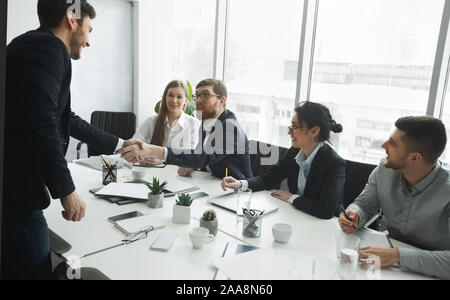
[222, 101, 345, 219]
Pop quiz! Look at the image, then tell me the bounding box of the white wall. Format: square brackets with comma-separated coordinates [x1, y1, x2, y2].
[7, 0, 134, 160]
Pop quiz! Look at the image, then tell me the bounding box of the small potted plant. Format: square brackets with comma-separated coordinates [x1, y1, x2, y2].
[173, 193, 193, 224]
[145, 177, 167, 208]
[200, 209, 218, 236]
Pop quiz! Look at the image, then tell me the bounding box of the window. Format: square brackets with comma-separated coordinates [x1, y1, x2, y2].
[310, 0, 444, 164]
[225, 0, 302, 147]
[167, 0, 216, 85]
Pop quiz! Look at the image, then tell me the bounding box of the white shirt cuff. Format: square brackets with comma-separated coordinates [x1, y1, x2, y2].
[115, 138, 124, 152]
[287, 194, 299, 204]
[163, 147, 168, 162]
[241, 180, 249, 190]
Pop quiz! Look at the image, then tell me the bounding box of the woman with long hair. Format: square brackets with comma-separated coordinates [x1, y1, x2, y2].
[222, 101, 346, 219]
[133, 80, 200, 164]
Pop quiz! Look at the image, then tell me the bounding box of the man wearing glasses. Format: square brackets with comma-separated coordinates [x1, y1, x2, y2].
[119, 79, 253, 180]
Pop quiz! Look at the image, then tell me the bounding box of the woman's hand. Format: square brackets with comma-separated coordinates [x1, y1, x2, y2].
[221, 176, 242, 191]
[271, 190, 293, 202]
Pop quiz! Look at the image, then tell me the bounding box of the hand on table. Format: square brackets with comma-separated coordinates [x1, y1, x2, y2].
[271, 190, 293, 202]
[178, 167, 194, 177]
[359, 247, 400, 268]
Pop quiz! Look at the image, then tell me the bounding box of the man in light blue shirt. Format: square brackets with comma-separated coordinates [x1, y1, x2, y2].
[339, 116, 450, 279]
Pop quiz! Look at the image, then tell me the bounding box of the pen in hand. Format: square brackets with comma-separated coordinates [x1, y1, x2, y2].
[340, 205, 357, 230]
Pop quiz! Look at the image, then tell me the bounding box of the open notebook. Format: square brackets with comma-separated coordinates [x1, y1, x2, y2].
[115, 214, 165, 235]
[74, 155, 131, 171]
[208, 192, 279, 216]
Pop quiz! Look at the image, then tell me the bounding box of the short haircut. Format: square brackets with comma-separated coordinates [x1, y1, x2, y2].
[38, 0, 96, 29]
[196, 79, 227, 100]
[395, 116, 447, 164]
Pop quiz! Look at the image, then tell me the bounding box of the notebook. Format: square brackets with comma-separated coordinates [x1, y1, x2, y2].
[74, 155, 129, 171]
[95, 182, 149, 200]
[115, 214, 165, 235]
[208, 193, 279, 216]
[163, 176, 199, 194]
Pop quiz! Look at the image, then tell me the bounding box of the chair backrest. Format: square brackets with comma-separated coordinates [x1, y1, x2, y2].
[249, 140, 289, 183]
[343, 159, 377, 208]
[88, 111, 136, 157]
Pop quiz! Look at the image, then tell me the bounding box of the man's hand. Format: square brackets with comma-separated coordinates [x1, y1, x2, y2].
[221, 176, 242, 191]
[118, 142, 165, 164]
[121, 138, 145, 150]
[60, 191, 86, 222]
[178, 167, 194, 177]
[359, 247, 400, 268]
[142, 157, 163, 166]
[271, 190, 293, 202]
[338, 210, 360, 234]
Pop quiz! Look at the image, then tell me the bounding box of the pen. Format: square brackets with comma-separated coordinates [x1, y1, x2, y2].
[339, 205, 357, 230]
[225, 168, 228, 178]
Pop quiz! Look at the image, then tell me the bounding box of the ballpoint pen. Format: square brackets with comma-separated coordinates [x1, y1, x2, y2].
[339, 205, 357, 230]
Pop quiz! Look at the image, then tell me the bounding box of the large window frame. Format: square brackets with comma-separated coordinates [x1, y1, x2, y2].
[135, 0, 450, 155]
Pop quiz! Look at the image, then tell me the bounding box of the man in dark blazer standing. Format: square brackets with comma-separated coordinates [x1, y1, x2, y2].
[2, 0, 139, 280]
[119, 79, 253, 180]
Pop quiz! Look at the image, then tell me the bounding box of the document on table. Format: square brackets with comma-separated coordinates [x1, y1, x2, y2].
[162, 176, 199, 194]
[354, 229, 392, 248]
[115, 214, 165, 235]
[95, 182, 148, 200]
[213, 248, 338, 280]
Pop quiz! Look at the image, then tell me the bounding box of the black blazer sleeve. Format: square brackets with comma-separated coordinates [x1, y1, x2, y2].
[167, 119, 244, 169]
[292, 155, 346, 219]
[247, 148, 295, 192]
[69, 111, 118, 154]
[19, 37, 75, 199]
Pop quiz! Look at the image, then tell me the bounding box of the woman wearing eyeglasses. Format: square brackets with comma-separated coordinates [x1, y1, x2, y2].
[133, 80, 200, 165]
[222, 101, 345, 220]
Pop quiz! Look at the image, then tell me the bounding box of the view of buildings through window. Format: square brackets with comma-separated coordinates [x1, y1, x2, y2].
[310, 0, 445, 164]
[225, 0, 302, 148]
[164, 0, 449, 164]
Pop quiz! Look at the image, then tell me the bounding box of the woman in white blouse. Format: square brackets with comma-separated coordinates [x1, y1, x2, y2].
[133, 80, 200, 164]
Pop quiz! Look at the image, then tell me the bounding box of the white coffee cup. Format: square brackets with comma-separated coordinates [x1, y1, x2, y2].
[189, 227, 215, 249]
[272, 223, 293, 243]
[132, 168, 146, 181]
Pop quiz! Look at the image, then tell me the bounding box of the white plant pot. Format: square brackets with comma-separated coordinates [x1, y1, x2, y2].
[172, 204, 191, 224]
[148, 193, 164, 208]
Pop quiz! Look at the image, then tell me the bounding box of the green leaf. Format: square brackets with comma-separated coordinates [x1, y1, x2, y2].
[154, 100, 161, 114]
[186, 80, 193, 101]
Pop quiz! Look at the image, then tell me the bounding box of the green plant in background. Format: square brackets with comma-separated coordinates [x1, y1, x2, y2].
[154, 80, 196, 116]
[145, 177, 168, 195]
[202, 209, 217, 221]
[175, 193, 193, 207]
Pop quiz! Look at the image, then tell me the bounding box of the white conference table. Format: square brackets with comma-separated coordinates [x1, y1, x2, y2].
[44, 162, 431, 280]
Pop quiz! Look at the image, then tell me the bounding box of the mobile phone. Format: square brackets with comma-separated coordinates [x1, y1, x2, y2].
[107, 211, 143, 224]
[150, 232, 179, 252]
[189, 192, 209, 199]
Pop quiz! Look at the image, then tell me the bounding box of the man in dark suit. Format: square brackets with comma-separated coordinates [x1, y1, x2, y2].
[2, 0, 140, 279]
[119, 79, 253, 180]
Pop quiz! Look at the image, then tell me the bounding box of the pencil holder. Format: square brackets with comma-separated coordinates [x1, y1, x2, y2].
[102, 165, 118, 185]
[242, 209, 263, 238]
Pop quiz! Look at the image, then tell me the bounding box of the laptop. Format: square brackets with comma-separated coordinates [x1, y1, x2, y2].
[208, 193, 279, 216]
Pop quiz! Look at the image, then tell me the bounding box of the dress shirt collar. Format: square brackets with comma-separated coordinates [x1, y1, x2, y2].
[295, 142, 324, 167]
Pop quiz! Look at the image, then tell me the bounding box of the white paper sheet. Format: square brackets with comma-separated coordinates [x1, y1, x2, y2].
[213, 248, 338, 280]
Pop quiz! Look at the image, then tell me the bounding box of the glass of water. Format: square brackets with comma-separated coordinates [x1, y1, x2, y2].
[236, 188, 252, 223]
[338, 235, 360, 280]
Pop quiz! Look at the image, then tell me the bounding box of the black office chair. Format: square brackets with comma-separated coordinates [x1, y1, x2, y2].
[342, 159, 377, 209]
[50, 229, 110, 280]
[76, 111, 136, 159]
[249, 140, 289, 181]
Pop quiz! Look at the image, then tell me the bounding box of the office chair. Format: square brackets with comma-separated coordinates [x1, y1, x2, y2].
[50, 229, 110, 280]
[249, 140, 289, 180]
[342, 159, 383, 229]
[76, 111, 136, 159]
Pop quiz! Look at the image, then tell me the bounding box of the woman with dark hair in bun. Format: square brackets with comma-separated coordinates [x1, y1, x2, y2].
[222, 101, 346, 219]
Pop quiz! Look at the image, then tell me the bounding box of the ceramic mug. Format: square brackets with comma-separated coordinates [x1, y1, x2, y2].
[189, 227, 215, 249]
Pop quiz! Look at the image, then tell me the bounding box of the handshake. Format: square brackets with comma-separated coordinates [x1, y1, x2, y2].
[118, 139, 166, 165]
